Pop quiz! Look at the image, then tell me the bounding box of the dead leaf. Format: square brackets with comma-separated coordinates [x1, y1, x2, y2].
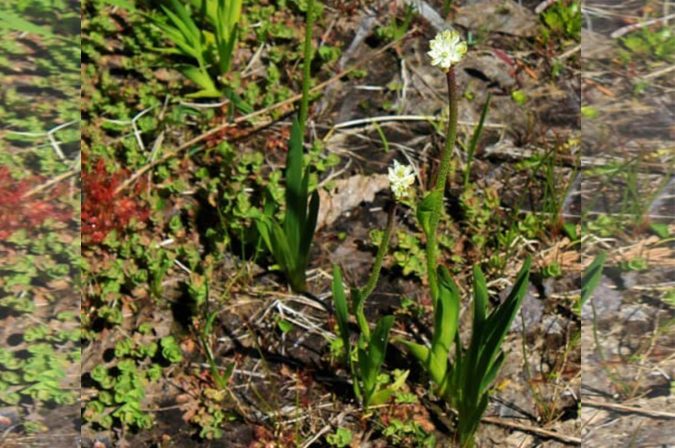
[46, 279, 70, 291]
[317, 174, 389, 230]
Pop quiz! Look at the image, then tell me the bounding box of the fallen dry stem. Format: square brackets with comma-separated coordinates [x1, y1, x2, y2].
[480, 415, 582, 445]
[22, 167, 80, 198]
[582, 398, 675, 419]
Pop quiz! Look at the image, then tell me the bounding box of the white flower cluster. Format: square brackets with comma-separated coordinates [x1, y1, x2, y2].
[388, 160, 415, 201]
[428, 29, 467, 71]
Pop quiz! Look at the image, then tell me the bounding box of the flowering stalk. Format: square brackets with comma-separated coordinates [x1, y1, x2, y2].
[331, 163, 414, 408]
[332, 204, 399, 408]
[399, 29, 532, 447]
[362, 205, 396, 299]
[358, 204, 396, 337]
[299, 0, 315, 133]
[420, 29, 466, 303]
[427, 68, 458, 302]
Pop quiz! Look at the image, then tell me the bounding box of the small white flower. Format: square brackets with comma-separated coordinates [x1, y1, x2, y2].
[388, 160, 415, 200]
[427, 29, 467, 71]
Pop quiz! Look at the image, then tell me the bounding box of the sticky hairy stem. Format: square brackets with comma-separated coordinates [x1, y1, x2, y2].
[298, 0, 315, 134]
[356, 205, 396, 340]
[427, 68, 458, 303]
[361, 205, 396, 301]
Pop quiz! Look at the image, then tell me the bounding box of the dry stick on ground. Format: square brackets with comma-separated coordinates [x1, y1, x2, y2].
[22, 167, 80, 198]
[535, 0, 559, 14]
[643, 63, 675, 80]
[425, 399, 582, 445]
[583, 399, 675, 419]
[114, 31, 416, 195]
[480, 416, 582, 445]
[610, 14, 675, 38]
[299, 407, 353, 448]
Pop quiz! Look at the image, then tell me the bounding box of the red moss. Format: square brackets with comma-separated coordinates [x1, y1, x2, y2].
[81, 159, 149, 244]
[0, 167, 72, 240]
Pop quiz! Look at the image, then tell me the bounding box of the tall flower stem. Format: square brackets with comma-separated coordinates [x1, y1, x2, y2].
[362, 204, 396, 300]
[298, 0, 315, 134]
[426, 68, 458, 303]
[356, 204, 396, 340]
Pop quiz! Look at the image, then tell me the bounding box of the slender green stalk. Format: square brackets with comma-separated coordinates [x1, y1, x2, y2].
[299, 0, 316, 134]
[464, 94, 491, 189]
[354, 205, 396, 340]
[426, 68, 458, 302]
[442, 0, 453, 17]
[361, 205, 396, 300]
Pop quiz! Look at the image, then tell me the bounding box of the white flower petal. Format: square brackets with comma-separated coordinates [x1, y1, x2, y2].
[428, 29, 467, 70]
[388, 160, 416, 200]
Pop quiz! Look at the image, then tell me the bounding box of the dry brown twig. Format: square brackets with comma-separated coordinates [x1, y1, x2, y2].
[481, 415, 582, 445]
[22, 167, 80, 199]
[426, 399, 582, 445]
[611, 14, 675, 38]
[583, 399, 675, 419]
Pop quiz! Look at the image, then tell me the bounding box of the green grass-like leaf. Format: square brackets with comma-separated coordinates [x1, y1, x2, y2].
[398, 257, 532, 447]
[0, 11, 56, 38]
[464, 94, 491, 188]
[254, 1, 319, 293]
[332, 265, 351, 357]
[581, 252, 607, 306]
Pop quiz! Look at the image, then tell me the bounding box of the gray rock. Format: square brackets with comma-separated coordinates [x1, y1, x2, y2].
[462, 54, 517, 90]
[455, 0, 539, 37]
[510, 285, 543, 334]
[620, 304, 652, 334]
[582, 276, 622, 321]
[399, 0, 447, 32]
[542, 277, 556, 298]
[621, 271, 640, 289]
[542, 315, 566, 349]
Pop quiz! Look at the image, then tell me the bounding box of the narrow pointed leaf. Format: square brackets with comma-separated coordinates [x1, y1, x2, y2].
[160, 6, 199, 46]
[464, 94, 491, 187]
[477, 257, 531, 381]
[268, 220, 296, 277]
[416, 190, 441, 239]
[254, 218, 272, 252]
[351, 288, 370, 339]
[472, 265, 488, 334]
[224, 87, 253, 114]
[225, 0, 243, 34]
[180, 66, 218, 91]
[368, 388, 395, 406]
[479, 350, 504, 394]
[149, 19, 191, 49]
[0, 12, 56, 37]
[219, 24, 238, 75]
[430, 267, 459, 384]
[283, 118, 305, 254]
[167, 0, 200, 38]
[300, 189, 319, 257]
[581, 252, 607, 306]
[397, 340, 429, 368]
[331, 265, 351, 357]
[361, 315, 394, 399]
